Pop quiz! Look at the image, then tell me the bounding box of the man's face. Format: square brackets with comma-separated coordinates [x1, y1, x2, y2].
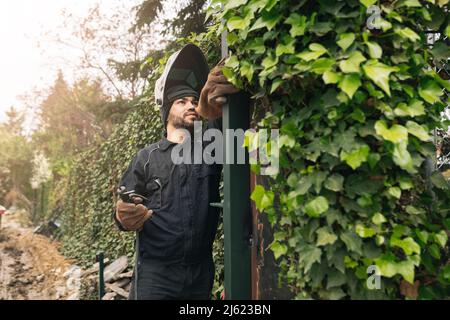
[167, 96, 199, 130]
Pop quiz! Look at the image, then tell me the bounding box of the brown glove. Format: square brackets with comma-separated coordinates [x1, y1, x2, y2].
[196, 58, 240, 120]
[115, 197, 153, 231]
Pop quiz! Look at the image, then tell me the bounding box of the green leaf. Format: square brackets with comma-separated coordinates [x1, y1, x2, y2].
[430, 172, 449, 189]
[271, 241, 288, 259]
[298, 244, 322, 273]
[316, 227, 338, 246]
[366, 41, 383, 59]
[394, 99, 425, 117]
[415, 229, 429, 244]
[251, 185, 274, 211]
[392, 141, 416, 173]
[363, 60, 399, 96]
[419, 79, 444, 104]
[297, 43, 327, 61]
[340, 231, 363, 255]
[322, 71, 341, 84]
[406, 121, 430, 141]
[227, 16, 248, 31]
[224, 0, 248, 10]
[387, 186, 401, 199]
[285, 13, 307, 37]
[446, 24, 450, 37]
[434, 231, 448, 248]
[372, 213, 387, 225]
[250, 9, 281, 31]
[338, 74, 361, 99]
[374, 120, 408, 143]
[339, 51, 366, 73]
[430, 41, 450, 61]
[429, 243, 441, 259]
[240, 61, 255, 82]
[276, 36, 296, 56]
[310, 58, 335, 74]
[337, 33, 355, 51]
[367, 153, 380, 169]
[355, 224, 376, 238]
[340, 144, 370, 170]
[395, 27, 420, 42]
[305, 196, 329, 217]
[390, 236, 421, 255]
[360, 0, 377, 7]
[324, 174, 344, 192]
[375, 253, 416, 284]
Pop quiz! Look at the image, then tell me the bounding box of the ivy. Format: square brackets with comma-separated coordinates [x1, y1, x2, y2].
[213, 0, 450, 299]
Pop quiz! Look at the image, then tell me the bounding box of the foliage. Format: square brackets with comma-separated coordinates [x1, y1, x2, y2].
[214, 0, 450, 299]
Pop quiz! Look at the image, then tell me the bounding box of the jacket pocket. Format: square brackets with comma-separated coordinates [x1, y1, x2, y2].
[145, 177, 162, 210]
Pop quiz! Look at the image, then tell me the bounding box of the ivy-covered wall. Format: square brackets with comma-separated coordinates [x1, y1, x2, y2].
[216, 0, 450, 299]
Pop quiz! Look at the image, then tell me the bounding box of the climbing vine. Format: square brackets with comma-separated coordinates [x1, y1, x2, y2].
[213, 0, 450, 299]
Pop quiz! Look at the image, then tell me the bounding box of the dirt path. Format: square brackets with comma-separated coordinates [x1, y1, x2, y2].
[0, 208, 78, 300]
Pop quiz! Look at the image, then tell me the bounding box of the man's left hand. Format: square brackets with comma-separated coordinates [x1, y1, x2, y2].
[196, 58, 240, 120]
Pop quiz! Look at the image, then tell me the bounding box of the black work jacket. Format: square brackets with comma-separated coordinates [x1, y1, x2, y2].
[115, 119, 222, 265]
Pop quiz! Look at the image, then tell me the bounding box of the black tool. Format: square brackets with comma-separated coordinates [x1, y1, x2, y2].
[117, 186, 148, 203]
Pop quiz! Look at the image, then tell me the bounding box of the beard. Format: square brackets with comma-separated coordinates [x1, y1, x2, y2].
[167, 112, 195, 136]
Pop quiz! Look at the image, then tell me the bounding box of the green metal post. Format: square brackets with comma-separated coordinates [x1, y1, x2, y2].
[222, 92, 252, 299]
[96, 252, 105, 300]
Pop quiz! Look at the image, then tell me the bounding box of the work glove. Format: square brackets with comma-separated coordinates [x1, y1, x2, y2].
[196, 58, 240, 120]
[115, 197, 153, 231]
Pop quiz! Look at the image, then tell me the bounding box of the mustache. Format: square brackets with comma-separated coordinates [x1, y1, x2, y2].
[184, 110, 199, 118]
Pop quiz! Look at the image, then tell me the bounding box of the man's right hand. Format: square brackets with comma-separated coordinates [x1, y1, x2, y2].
[115, 197, 153, 231]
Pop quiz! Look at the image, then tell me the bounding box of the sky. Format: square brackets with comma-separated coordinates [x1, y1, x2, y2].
[0, 0, 142, 123]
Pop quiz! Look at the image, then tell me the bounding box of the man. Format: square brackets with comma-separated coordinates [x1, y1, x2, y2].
[113, 44, 238, 300]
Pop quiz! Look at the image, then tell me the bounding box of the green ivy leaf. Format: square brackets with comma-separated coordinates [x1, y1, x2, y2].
[394, 99, 425, 117]
[433, 231, 448, 249]
[372, 213, 387, 225]
[285, 13, 307, 37]
[390, 236, 421, 255]
[374, 120, 408, 143]
[298, 244, 322, 273]
[406, 121, 430, 141]
[339, 51, 366, 73]
[324, 174, 344, 192]
[340, 231, 363, 255]
[310, 58, 335, 74]
[395, 27, 420, 42]
[271, 241, 288, 259]
[340, 144, 370, 170]
[297, 43, 327, 61]
[305, 196, 329, 217]
[418, 79, 444, 104]
[338, 74, 361, 99]
[322, 71, 341, 84]
[355, 224, 376, 238]
[375, 253, 416, 284]
[360, 0, 378, 7]
[337, 33, 355, 51]
[363, 60, 399, 96]
[251, 185, 274, 211]
[227, 16, 248, 31]
[316, 227, 338, 246]
[392, 141, 416, 173]
[430, 172, 449, 189]
[366, 41, 383, 59]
